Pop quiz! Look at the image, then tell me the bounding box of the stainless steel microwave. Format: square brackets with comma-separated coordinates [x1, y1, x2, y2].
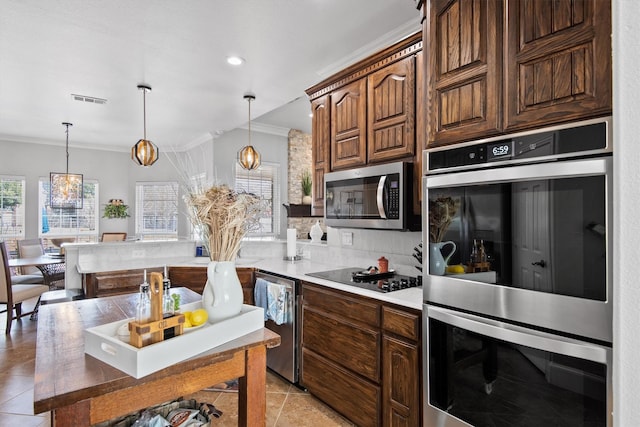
[324, 161, 414, 230]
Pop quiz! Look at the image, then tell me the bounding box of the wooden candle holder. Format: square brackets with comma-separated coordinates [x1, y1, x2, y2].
[129, 272, 185, 348]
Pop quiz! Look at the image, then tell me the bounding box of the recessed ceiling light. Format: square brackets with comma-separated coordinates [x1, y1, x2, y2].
[226, 56, 245, 66]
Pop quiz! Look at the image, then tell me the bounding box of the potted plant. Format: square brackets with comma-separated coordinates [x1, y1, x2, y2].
[301, 170, 312, 205]
[103, 199, 130, 219]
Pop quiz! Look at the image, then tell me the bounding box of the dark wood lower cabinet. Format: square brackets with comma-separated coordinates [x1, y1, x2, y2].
[84, 265, 255, 304]
[83, 267, 163, 298]
[303, 348, 381, 427]
[301, 282, 422, 426]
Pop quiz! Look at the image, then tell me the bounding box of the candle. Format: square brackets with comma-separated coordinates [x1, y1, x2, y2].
[287, 229, 297, 258]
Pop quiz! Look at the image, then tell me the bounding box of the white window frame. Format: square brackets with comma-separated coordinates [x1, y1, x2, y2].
[38, 177, 99, 239]
[135, 181, 179, 240]
[235, 162, 280, 238]
[0, 175, 26, 240]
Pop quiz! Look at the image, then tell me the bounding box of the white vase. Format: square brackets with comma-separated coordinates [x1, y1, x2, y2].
[201, 261, 243, 323]
[302, 195, 312, 205]
[310, 220, 323, 243]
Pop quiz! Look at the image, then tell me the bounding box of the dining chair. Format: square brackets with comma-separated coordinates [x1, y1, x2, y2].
[17, 238, 65, 289]
[101, 232, 127, 242]
[1, 242, 49, 334]
[16, 238, 45, 277]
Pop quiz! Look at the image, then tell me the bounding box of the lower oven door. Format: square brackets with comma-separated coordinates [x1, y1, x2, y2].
[424, 304, 612, 427]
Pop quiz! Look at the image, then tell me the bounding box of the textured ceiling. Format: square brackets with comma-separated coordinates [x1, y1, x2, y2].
[0, 0, 420, 152]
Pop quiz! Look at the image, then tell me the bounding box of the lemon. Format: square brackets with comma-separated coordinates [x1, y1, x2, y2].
[446, 264, 466, 274]
[190, 309, 208, 326]
[183, 317, 193, 328]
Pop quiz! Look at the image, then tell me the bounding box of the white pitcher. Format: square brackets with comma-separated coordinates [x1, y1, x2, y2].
[429, 241, 457, 276]
[202, 261, 243, 323]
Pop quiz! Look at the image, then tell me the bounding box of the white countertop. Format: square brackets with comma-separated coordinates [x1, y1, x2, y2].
[202, 257, 424, 311]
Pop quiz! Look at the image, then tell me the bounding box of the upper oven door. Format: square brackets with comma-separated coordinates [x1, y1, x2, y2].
[422, 156, 613, 342]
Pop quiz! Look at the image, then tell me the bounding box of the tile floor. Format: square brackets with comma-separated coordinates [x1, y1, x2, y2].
[0, 297, 354, 427]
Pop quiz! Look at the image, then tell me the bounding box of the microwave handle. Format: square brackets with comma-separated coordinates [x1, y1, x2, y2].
[376, 175, 387, 219]
[427, 305, 610, 365]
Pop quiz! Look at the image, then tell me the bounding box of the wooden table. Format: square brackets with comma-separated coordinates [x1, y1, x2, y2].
[33, 288, 281, 426]
[9, 255, 65, 287]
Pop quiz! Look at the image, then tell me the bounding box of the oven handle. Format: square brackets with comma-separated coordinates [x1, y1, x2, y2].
[427, 305, 610, 365]
[376, 175, 387, 219]
[426, 157, 612, 188]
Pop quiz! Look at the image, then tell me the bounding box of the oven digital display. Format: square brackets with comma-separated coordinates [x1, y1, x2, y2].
[487, 141, 513, 161]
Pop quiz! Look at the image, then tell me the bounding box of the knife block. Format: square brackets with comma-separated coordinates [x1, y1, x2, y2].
[129, 272, 185, 348]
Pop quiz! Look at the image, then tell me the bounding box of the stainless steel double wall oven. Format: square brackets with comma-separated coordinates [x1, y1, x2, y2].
[422, 117, 613, 426]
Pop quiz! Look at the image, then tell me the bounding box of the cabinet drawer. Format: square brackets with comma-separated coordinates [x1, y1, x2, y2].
[168, 266, 207, 294]
[86, 267, 163, 298]
[382, 306, 420, 341]
[303, 306, 380, 382]
[302, 348, 380, 427]
[303, 283, 380, 327]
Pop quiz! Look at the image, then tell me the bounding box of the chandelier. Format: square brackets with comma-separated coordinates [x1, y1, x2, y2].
[131, 84, 159, 166]
[50, 122, 83, 209]
[238, 93, 261, 170]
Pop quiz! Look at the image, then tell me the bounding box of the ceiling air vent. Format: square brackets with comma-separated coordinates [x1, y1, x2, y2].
[71, 94, 107, 105]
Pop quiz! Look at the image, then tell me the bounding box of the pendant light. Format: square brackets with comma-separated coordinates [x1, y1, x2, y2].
[238, 93, 261, 170]
[131, 84, 159, 166]
[50, 122, 83, 209]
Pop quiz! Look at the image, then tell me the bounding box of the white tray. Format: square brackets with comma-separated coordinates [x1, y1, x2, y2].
[84, 302, 265, 379]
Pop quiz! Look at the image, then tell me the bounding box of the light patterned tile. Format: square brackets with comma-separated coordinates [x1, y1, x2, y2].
[276, 394, 355, 426]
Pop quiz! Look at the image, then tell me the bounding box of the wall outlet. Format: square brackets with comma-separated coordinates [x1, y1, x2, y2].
[341, 231, 353, 246]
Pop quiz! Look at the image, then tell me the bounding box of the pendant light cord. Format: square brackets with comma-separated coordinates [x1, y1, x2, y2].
[63, 122, 72, 175]
[143, 88, 147, 140]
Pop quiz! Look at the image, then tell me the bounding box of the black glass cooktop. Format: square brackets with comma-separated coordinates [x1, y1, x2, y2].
[306, 267, 421, 293]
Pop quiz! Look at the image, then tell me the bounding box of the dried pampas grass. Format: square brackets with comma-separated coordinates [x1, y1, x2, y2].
[187, 185, 261, 261]
[429, 197, 460, 243]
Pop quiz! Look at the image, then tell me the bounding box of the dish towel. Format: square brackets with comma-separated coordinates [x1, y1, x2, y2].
[266, 283, 288, 325]
[254, 278, 269, 321]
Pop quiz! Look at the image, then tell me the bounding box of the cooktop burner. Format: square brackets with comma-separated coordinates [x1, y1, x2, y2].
[306, 267, 421, 293]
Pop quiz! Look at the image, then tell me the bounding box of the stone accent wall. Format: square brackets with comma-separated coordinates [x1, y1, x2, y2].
[287, 129, 325, 239]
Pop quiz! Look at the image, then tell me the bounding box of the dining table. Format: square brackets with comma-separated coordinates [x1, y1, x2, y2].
[8, 254, 65, 287]
[33, 287, 281, 426]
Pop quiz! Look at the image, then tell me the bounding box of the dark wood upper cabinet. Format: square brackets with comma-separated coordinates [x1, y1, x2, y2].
[424, 0, 611, 147]
[311, 95, 330, 216]
[367, 55, 416, 163]
[330, 79, 368, 170]
[426, 0, 503, 146]
[504, 0, 612, 131]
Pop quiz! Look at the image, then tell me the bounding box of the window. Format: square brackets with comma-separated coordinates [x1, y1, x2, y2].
[0, 176, 26, 252]
[135, 182, 179, 240]
[38, 177, 99, 244]
[235, 163, 280, 237]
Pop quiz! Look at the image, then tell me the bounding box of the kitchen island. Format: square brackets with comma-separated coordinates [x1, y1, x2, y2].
[33, 287, 281, 426]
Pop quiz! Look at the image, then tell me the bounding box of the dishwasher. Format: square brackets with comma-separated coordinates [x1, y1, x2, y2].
[254, 270, 301, 385]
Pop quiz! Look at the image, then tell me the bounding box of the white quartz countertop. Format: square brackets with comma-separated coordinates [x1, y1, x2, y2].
[200, 257, 423, 311]
[75, 253, 423, 311]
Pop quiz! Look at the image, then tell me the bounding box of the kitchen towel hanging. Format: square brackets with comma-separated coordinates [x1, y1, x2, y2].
[254, 278, 269, 321]
[254, 278, 288, 324]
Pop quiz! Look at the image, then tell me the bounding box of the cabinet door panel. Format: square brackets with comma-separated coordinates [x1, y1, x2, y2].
[382, 336, 420, 427]
[367, 56, 415, 163]
[311, 95, 330, 216]
[427, 0, 502, 146]
[331, 79, 367, 169]
[505, 0, 611, 130]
